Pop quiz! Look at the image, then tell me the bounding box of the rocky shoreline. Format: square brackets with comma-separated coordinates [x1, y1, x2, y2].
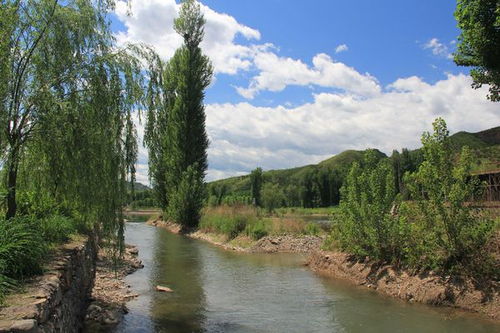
[83, 244, 144, 331]
[148, 218, 499, 322]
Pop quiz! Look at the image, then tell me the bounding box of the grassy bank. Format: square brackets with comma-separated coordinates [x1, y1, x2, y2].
[0, 215, 80, 303]
[199, 205, 326, 242]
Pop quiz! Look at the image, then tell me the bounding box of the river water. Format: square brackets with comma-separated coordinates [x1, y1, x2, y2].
[115, 222, 499, 333]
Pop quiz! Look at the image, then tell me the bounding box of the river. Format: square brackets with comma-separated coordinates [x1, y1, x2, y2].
[115, 222, 499, 333]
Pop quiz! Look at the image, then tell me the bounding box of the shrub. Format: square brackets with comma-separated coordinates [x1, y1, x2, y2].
[336, 150, 408, 263]
[0, 217, 47, 280]
[200, 205, 257, 239]
[304, 222, 321, 236]
[40, 215, 76, 244]
[245, 219, 268, 240]
[405, 119, 496, 273]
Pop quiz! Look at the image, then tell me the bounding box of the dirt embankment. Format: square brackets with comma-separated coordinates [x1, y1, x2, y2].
[147, 219, 324, 253]
[83, 244, 144, 331]
[307, 251, 500, 320]
[148, 218, 499, 321]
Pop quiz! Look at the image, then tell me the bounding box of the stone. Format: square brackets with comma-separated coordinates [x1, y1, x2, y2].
[156, 285, 173, 293]
[10, 319, 37, 332]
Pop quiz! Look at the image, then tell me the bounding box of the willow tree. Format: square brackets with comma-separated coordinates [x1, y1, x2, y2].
[146, 0, 212, 228]
[0, 0, 160, 248]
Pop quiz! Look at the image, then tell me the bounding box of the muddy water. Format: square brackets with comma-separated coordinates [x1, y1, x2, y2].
[116, 222, 499, 333]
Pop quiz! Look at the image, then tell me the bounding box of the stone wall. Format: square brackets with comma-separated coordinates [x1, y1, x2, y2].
[0, 236, 97, 333]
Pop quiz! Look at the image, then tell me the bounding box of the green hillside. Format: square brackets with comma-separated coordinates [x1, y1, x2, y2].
[208, 126, 500, 208]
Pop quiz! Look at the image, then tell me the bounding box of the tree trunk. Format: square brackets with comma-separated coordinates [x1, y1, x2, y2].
[6, 146, 19, 219]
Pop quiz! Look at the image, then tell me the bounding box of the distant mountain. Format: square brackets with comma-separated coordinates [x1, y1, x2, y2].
[128, 181, 151, 192]
[447, 126, 500, 173]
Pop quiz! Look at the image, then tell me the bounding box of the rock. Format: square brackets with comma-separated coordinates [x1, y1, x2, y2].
[127, 247, 139, 255]
[102, 310, 120, 325]
[9, 319, 37, 332]
[156, 285, 173, 293]
[87, 304, 102, 314]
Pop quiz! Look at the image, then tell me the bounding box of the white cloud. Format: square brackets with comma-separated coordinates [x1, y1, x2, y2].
[203, 74, 497, 181]
[423, 38, 453, 59]
[120, 2, 497, 184]
[115, 0, 263, 74]
[236, 53, 381, 99]
[134, 73, 497, 183]
[335, 44, 348, 53]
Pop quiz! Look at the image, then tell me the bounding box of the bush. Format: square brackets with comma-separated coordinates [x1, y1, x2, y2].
[405, 119, 496, 273]
[40, 215, 76, 244]
[245, 219, 268, 240]
[200, 206, 257, 239]
[0, 217, 47, 280]
[337, 151, 407, 263]
[304, 222, 320, 236]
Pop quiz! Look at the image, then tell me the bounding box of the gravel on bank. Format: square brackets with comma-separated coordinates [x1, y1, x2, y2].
[83, 244, 144, 331]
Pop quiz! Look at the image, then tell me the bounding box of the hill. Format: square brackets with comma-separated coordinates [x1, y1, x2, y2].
[208, 126, 500, 207]
[127, 181, 151, 192]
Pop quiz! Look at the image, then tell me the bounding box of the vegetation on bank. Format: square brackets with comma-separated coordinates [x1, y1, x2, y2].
[329, 119, 498, 278]
[0, 215, 78, 303]
[199, 206, 324, 241]
[203, 119, 498, 280]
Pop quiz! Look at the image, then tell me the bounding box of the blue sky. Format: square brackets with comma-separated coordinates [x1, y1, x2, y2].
[201, 0, 462, 106]
[111, 0, 498, 184]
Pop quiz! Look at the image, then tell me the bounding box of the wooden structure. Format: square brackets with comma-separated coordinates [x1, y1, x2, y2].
[474, 169, 500, 202]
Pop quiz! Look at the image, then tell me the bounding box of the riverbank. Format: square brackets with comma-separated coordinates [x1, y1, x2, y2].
[0, 236, 96, 332]
[307, 251, 500, 321]
[147, 219, 324, 253]
[148, 218, 499, 322]
[83, 244, 144, 331]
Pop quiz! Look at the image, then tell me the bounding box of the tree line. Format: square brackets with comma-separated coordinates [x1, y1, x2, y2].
[208, 148, 423, 212]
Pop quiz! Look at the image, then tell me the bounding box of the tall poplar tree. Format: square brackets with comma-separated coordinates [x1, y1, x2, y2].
[162, 0, 213, 228]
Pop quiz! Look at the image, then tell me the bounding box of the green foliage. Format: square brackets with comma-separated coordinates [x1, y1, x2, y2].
[337, 151, 408, 263]
[304, 222, 321, 236]
[454, 0, 500, 101]
[250, 167, 263, 206]
[261, 183, 286, 212]
[40, 216, 76, 244]
[245, 219, 268, 240]
[0, 217, 47, 280]
[145, 0, 212, 228]
[0, 0, 163, 259]
[168, 165, 205, 229]
[333, 118, 497, 275]
[200, 206, 259, 239]
[405, 118, 495, 272]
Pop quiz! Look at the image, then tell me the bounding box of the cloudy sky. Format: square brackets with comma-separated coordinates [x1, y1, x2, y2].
[111, 0, 499, 184]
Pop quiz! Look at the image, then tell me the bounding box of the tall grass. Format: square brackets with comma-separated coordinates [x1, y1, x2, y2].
[200, 205, 260, 239]
[0, 217, 47, 279]
[0, 215, 78, 303]
[200, 205, 325, 240]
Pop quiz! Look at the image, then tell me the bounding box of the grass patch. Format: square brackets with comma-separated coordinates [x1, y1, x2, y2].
[201, 205, 327, 241]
